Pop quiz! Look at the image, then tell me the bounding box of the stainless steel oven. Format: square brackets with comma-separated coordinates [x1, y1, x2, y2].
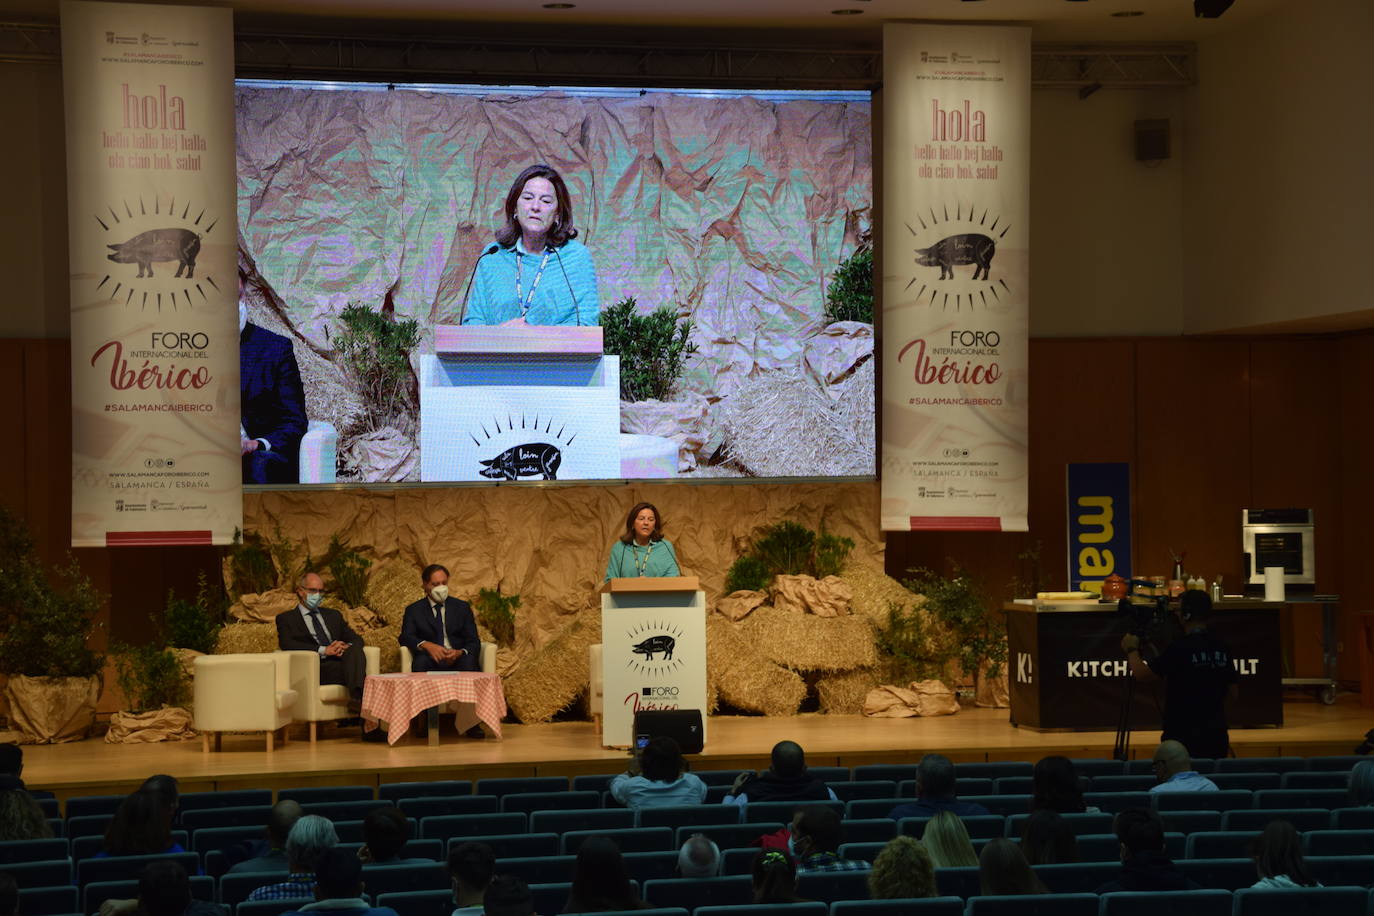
[1241, 508, 1315, 586]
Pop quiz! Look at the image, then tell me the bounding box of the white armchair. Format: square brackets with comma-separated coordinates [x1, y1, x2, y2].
[193, 653, 298, 753]
[399, 641, 498, 734]
[278, 646, 381, 743]
[298, 419, 337, 484]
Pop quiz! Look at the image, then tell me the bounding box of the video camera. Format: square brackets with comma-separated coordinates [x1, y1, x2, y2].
[1116, 578, 1170, 638]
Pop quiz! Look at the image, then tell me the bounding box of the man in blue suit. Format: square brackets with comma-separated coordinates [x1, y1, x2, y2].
[239, 299, 307, 484]
[399, 563, 483, 738]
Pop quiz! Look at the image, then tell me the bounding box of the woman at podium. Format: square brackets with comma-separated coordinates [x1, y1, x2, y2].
[605, 501, 681, 580]
[461, 163, 600, 328]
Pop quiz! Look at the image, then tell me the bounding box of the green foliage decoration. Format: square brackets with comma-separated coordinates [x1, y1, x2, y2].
[335, 304, 421, 433]
[226, 529, 277, 598]
[903, 564, 1008, 679]
[724, 556, 771, 594]
[163, 571, 224, 654]
[727, 520, 856, 593]
[111, 642, 187, 712]
[473, 587, 519, 647]
[305, 535, 373, 609]
[876, 599, 943, 683]
[600, 297, 699, 402]
[825, 247, 873, 325]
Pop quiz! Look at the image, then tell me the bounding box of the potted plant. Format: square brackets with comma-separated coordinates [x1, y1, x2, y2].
[106, 642, 194, 743]
[903, 564, 1008, 704]
[0, 507, 105, 743]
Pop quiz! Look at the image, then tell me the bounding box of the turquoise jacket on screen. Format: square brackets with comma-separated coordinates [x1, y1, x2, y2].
[462, 236, 600, 327]
[605, 538, 681, 580]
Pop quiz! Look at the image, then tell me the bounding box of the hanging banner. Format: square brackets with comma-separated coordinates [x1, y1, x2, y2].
[880, 24, 1030, 532]
[62, 1, 240, 547]
[1066, 462, 1132, 594]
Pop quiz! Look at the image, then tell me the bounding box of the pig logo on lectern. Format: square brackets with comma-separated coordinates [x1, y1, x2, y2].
[106, 228, 202, 279]
[915, 233, 995, 281]
[631, 635, 676, 662]
[478, 443, 562, 481]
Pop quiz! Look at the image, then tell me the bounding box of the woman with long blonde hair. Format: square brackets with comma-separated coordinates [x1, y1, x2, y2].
[921, 810, 979, 868]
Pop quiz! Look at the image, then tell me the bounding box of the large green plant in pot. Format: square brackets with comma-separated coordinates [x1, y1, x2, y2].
[903, 564, 1007, 686]
[0, 507, 105, 743]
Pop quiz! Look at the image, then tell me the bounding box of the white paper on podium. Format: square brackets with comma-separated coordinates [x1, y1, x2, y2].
[600, 588, 707, 749]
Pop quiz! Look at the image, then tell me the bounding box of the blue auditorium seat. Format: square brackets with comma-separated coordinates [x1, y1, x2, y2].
[673, 822, 783, 851]
[696, 904, 826, 916]
[968, 892, 1101, 916]
[64, 813, 114, 838]
[34, 796, 59, 818]
[642, 875, 754, 910]
[190, 824, 261, 856]
[220, 870, 298, 907]
[1079, 832, 1185, 861]
[379, 780, 473, 802]
[1186, 830, 1259, 859]
[572, 773, 616, 793]
[498, 854, 576, 884]
[77, 852, 199, 887]
[722, 847, 760, 875]
[899, 814, 1005, 839]
[960, 794, 1031, 817]
[418, 812, 526, 840]
[1085, 791, 1153, 813]
[397, 795, 498, 818]
[706, 785, 732, 803]
[178, 788, 272, 811]
[375, 889, 452, 916]
[277, 785, 374, 804]
[17, 885, 78, 915]
[18, 858, 71, 890]
[992, 776, 1033, 795]
[694, 770, 749, 786]
[840, 818, 897, 843]
[529, 881, 571, 915]
[499, 790, 600, 814]
[831, 780, 899, 801]
[299, 798, 392, 821]
[639, 804, 741, 830]
[1212, 772, 1282, 791]
[1100, 889, 1233, 916]
[1070, 759, 1127, 777]
[474, 776, 569, 796]
[955, 762, 1033, 780]
[933, 866, 980, 899]
[1175, 857, 1258, 890]
[561, 826, 674, 854]
[446, 832, 558, 859]
[622, 850, 681, 881]
[1305, 854, 1374, 887]
[180, 805, 273, 831]
[0, 837, 67, 864]
[795, 868, 871, 902]
[847, 798, 909, 820]
[836, 842, 885, 863]
[1033, 861, 1122, 893]
[1090, 775, 1160, 792]
[1330, 808, 1374, 829]
[237, 898, 315, 916]
[1223, 808, 1330, 831]
[1255, 789, 1349, 810]
[1127, 757, 1216, 774]
[72, 830, 189, 860]
[83, 876, 214, 914]
[807, 767, 852, 783]
[1004, 811, 1114, 838]
[531, 807, 635, 834]
[578, 910, 686, 916]
[1304, 829, 1374, 856]
[1157, 809, 1222, 833]
[1305, 756, 1365, 771]
[361, 861, 449, 896]
[1233, 886, 1370, 916]
[830, 899, 964, 916]
[1216, 757, 1305, 774]
[851, 764, 918, 783]
[64, 794, 126, 819]
[1281, 772, 1349, 790]
[744, 799, 843, 823]
[1152, 789, 1251, 812]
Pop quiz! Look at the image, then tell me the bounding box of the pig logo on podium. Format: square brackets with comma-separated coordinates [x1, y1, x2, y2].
[106, 228, 202, 279]
[478, 442, 562, 480]
[915, 233, 995, 281]
[631, 634, 676, 662]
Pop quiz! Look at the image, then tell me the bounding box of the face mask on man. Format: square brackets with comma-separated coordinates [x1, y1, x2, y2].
[430, 584, 449, 604]
[303, 592, 323, 610]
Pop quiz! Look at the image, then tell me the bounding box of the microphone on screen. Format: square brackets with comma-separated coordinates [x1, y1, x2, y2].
[457, 242, 501, 326]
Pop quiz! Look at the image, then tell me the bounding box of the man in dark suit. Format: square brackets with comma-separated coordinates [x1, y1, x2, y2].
[240, 298, 307, 484]
[276, 572, 367, 705]
[400, 563, 483, 738]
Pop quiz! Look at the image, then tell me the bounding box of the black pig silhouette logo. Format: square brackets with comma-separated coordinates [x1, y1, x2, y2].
[478, 442, 562, 481]
[915, 233, 995, 281]
[106, 228, 201, 278]
[631, 635, 675, 661]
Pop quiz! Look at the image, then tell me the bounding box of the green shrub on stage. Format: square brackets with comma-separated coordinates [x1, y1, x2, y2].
[727, 520, 856, 592]
[825, 246, 873, 325]
[335, 304, 421, 433]
[473, 586, 519, 647]
[163, 571, 224, 655]
[112, 643, 188, 712]
[600, 296, 699, 402]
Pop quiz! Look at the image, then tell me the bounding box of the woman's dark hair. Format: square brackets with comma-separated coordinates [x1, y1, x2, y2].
[619, 502, 664, 545]
[978, 838, 1049, 896]
[1020, 809, 1080, 865]
[639, 736, 685, 784]
[0, 785, 52, 842]
[751, 849, 801, 904]
[103, 787, 173, 856]
[138, 860, 191, 916]
[564, 835, 645, 912]
[1251, 819, 1317, 887]
[1032, 756, 1086, 814]
[494, 163, 578, 250]
[0, 870, 16, 916]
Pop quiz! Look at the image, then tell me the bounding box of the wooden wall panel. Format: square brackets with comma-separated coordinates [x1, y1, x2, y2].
[1337, 332, 1374, 682]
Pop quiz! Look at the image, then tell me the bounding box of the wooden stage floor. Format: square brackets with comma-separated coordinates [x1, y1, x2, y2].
[25, 695, 1372, 799]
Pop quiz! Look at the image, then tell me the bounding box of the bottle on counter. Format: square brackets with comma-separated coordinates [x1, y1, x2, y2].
[1211, 576, 1223, 603]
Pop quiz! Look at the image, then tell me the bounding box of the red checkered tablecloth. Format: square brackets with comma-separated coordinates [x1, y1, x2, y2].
[361, 672, 506, 745]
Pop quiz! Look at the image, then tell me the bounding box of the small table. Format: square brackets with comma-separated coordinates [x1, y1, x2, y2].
[361, 672, 506, 746]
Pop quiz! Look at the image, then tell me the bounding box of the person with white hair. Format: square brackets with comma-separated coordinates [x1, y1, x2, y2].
[675, 834, 721, 878]
[247, 814, 339, 901]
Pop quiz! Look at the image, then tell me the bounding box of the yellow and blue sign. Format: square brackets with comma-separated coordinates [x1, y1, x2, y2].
[1067, 462, 1131, 595]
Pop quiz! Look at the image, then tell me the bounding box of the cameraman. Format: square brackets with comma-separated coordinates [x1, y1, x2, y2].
[1120, 589, 1238, 760]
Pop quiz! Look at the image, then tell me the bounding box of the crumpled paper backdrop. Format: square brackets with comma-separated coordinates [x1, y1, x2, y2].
[105, 706, 197, 744]
[619, 396, 710, 471]
[863, 680, 960, 718]
[715, 590, 768, 622]
[4, 675, 100, 744]
[236, 87, 871, 479]
[770, 574, 854, 617]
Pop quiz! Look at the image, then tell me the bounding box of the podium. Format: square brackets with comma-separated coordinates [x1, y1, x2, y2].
[419, 326, 621, 482]
[599, 576, 707, 749]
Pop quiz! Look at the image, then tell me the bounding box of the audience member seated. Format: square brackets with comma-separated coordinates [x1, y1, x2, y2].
[248, 815, 338, 902]
[1348, 759, 1374, 806]
[0, 744, 53, 800]
[563, 835, 650, 912]
[142, 773, 181, 817]
[229, 800, 305, 874]
[1020, 809, 1080, 865]
[485, 875, 536, 916]
[1095, 807, 1200, 893]
[359, 806, 429, 865]
[888, 754, 991, 819]
[978, 838, 1048, 896]
[920, 811, 978, 868]
[725, 740, 838, 805]
[101, 786, 185, 857]
[675, 834, 721, 877]
[752, 850, 805, 905]
[282, 846, 399, 916]
[1149, 740, 1219, 793]
[0, 773, 52, 841]
[98, 861, 225, 916]
[448, 842, 494, 916]
[1032, 756, 1094, 813]
[1250, 819, 1320, 889]
[790, 804, 870, 873]
[609, 736, 707, 809]
[0, 872, 16, 916]
[868, 836, 935, 899]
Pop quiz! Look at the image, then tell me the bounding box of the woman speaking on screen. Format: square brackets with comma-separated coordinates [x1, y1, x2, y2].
[605, 502, 681, 580]
[461, 164, 600, 327]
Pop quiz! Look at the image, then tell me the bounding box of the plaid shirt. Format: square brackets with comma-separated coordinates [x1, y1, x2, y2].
[798, 851, 871, 873]
[247, 873, 316, 901]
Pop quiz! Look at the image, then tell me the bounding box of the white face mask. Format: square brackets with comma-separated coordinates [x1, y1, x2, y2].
[429, 584, 449, 604]
[239, 303, 247, 333]
[302, 592, 322, 610]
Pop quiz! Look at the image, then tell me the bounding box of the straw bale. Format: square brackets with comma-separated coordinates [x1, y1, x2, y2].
[737, 605, 876, 672]
[706, 615, 805, 716]
[214, 622, 279, 655]
[815, 656, 909, 715]
[770, 575, 852, 617]
[716, 590, 767, 622]
[503, 609, 602, 723]
[366, 559, 422, 626]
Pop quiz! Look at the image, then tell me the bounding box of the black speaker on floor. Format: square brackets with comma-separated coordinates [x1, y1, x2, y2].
[1134, 119, 1171, 162]
[633, 709, 704, 754]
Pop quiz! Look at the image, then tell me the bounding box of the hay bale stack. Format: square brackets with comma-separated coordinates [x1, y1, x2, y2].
[214, 622, 279, 655]
[707, 614, 805, 716]
[503, 609, 601, 723]
[739, 606, 877, 672]
[815, 657, 909, 715]
[365, 559, 420, 625]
